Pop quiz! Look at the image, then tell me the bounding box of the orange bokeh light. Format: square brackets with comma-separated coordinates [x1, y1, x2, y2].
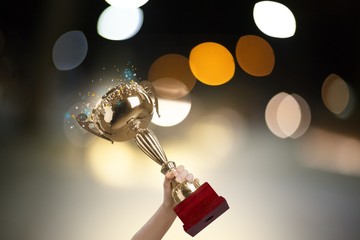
[235, 35, 275, 77]
[189, 42, 235, 86]
[147, 53, 196, 99]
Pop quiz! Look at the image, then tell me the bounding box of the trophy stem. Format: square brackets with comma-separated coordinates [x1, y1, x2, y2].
[133, 127, 175, 174]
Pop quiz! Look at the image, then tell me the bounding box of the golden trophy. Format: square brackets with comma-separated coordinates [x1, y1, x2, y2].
[76, 80, 229, 236]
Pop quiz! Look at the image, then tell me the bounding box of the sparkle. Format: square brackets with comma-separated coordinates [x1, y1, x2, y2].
[64, 112, 71, 119]
[69, 62, 142, 132]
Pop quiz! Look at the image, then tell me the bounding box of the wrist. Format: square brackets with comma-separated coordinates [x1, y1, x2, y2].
[161, 201, 175, 209]
[160, 203, 177, 220]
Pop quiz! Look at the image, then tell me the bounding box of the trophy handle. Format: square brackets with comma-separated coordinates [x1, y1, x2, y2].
[139, 80, 160, 118]
[76, 113, 113, 142]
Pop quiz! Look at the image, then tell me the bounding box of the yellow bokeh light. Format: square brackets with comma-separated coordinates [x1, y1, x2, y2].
[189, 42, 235, 86]
[235, 35, 275, 77]
[188, 109, 238, 159]
[85, 139, 136, 188]
[163, 108, 246, 174]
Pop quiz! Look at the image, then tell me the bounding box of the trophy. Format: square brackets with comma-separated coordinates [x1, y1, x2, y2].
[76, 80, 229, 236]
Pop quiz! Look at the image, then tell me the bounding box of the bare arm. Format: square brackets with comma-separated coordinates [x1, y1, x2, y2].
[131, 166, 195, 240]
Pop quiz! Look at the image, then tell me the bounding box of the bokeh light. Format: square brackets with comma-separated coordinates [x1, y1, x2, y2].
[298, 127, 360, 177]
[163, 107, 247, 174]
[276, 94, 301, 137]
[253, 1, 296, 38]
[265, 92, 311, 138]
[151, 94, 192, 127]
[97, 6, 143, 41]
[235, 34, 275, 77]
[265, 92, 288, 138]
[290, 93, 311, 139]
[105, 0, 149, 8]
[52, 30, 88, 71]
[147, 53, 197, 99]
[189, 42, 235, 86]
[85, 138, 136, 188]
[322, 73, 354, 118]
[188, 108, 241, 160]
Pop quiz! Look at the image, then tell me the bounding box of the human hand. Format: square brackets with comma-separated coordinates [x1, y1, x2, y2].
[163, 165, 199, 208]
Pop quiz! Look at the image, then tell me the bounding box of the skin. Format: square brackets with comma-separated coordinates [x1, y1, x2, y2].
[131, 166, 198, 240]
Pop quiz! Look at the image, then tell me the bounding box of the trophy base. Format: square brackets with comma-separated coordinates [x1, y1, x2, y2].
[173, 182, 229, 237]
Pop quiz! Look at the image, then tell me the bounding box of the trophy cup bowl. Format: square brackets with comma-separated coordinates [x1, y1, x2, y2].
[76, 80, 229, 236]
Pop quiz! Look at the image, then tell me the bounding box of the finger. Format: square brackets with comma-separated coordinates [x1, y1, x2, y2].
[174, 165, 184, 178]
[176, 169, 189, 183]
[176, 165, 184, 174]
[194, 178, 200, 184]
[177, 169, 189, 183]
[165, 168, 176, 180]
[180, 169, 189, 180]
[186, 173, 194, 182]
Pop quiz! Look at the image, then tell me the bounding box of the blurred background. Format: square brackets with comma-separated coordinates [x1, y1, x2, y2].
[1, 0, 360, 239]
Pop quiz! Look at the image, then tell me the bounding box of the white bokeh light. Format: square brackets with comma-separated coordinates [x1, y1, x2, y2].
[290, 94, 311, 139]
[105, 0, 149, 8]
[151, 95, 192, 127]
[277, 94, 301, 137]
[97, 6, 143, 41]
[265, 92, 289, 138]
[253, 1, 296, 38]
[265, 92, 310, 139]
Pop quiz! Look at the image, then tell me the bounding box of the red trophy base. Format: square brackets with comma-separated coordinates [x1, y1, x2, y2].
[173, 182, 229, 237]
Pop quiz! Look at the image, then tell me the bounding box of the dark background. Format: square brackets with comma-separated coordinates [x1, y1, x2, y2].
[1, 0, 360, 136]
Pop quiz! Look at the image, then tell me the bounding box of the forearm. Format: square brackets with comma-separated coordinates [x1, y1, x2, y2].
[131, 203, 177, 240]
